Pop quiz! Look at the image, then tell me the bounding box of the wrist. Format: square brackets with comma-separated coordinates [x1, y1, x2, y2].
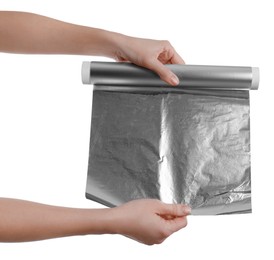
[87, 28, 127, 59]
[85, 208, 117, 235]
[100, 30, 129, 59]
[104, 207, 127, 235]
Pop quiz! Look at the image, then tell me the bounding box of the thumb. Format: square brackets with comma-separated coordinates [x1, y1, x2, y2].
[158, 203, 191, 217]
[147, 59, 179, 86]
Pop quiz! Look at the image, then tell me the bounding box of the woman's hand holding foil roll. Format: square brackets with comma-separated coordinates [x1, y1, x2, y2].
[0, 11, 183, 86]
[111, 36, 184, 86]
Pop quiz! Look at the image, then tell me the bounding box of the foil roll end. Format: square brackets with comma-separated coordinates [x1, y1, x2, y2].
[82, 61, 91, 84]
[251, 67, 260, 90]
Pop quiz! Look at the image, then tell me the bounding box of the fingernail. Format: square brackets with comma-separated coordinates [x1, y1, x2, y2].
[183, 205, 191, 215]
[170, 74, 179, 86]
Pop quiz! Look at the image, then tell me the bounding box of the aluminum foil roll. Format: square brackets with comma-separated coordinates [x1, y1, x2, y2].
[83, 62, 259, 215]
[82, 61, 259, 90]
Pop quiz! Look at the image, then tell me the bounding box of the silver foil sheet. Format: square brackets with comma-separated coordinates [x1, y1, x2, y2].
[83, 62, 259, 215]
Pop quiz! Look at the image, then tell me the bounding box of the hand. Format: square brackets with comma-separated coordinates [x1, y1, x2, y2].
[110, 199, 191, 245]
[0, 198, 188, 243]
[0, 11, 184, 86]
[113, 36, 185, 86]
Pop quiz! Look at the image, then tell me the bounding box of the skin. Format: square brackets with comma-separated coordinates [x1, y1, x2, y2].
[0, 11, 189, 245]
[0, 11, 184, 85]
[0, 198, 190, 245]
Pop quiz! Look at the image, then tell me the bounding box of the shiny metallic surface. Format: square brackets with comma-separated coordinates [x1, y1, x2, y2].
[82, 61, 260, 90]
[85, 62, 257, 215]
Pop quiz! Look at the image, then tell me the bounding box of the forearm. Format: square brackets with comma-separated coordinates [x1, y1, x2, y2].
[0, 198, 114, 242]
[0, 11, 184, 85]
[0, 11, 124, 57]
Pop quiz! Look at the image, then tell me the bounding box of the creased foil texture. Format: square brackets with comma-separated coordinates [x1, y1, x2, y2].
[86, 90, 251, 215]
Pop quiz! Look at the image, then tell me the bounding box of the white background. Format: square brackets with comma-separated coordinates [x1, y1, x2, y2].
[0, 0, 273, 259]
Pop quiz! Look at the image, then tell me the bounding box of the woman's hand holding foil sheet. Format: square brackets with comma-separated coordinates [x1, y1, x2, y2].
[0, 198, 190, 244]
[110, 199, 191, 245]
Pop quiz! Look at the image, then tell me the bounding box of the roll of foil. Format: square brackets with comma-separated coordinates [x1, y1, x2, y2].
[82, 61, 259, 90]
[83, 62, 259, 215]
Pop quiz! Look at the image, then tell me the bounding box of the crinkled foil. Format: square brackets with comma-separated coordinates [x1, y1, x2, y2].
[86, 90, 251, 215]
[84, 62, 257, 215]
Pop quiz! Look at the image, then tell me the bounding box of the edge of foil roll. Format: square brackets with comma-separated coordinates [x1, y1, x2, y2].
[251, 67, 260, 90]
[82, 61, 92, 84]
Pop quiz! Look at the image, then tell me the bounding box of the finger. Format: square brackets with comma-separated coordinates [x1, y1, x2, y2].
[171, 50, 185, 64]
[158, 203, 191, 217]
[167, 216, 188, 233]
[147, 59, 179, 86]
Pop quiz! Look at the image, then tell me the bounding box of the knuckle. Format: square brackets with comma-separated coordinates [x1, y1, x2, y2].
[161, 40, 171, 46]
